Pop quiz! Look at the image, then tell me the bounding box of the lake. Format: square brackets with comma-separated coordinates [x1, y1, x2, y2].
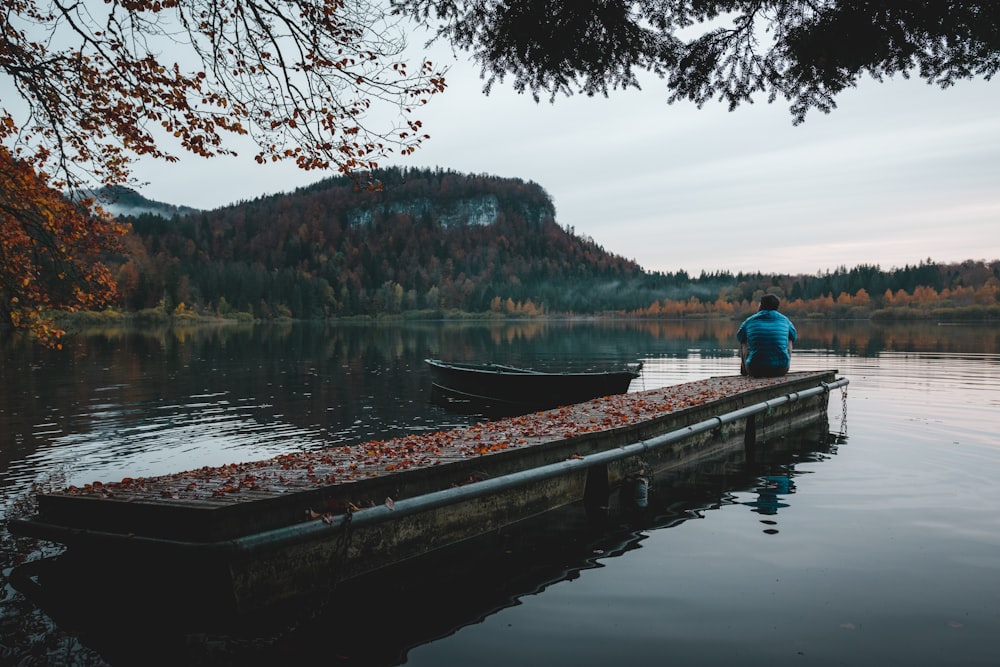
[1, 319, 999, 666]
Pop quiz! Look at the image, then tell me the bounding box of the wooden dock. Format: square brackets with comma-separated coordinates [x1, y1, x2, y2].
[10, 370, 846, 625]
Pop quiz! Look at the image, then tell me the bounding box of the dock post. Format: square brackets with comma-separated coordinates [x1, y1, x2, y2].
[744, 413, 757, 460]
[583, 464, 610, 517]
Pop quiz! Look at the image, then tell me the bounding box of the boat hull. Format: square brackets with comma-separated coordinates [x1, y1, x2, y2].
[425, 358, 641, 411]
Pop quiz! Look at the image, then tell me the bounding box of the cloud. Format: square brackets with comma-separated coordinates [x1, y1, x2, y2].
[125, 51, 1000, 276]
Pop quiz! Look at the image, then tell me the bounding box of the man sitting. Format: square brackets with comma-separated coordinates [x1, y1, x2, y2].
[737, 294, 797, 378]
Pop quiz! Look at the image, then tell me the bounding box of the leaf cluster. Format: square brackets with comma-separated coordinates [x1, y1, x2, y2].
[0, 147, 125, 343]
[2, 0, 448, 340]
[392, 1, 1000, 121]
[2, 0, 448, 192]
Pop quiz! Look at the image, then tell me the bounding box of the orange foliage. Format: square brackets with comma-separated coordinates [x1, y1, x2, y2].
[2, 0, 447, 338]
[1, 0, 447, 188]
[0, 147, 125, 344]
[628, 281, 997, 320]
[974, 280, 999, 305]
[60, 373, 792, 503]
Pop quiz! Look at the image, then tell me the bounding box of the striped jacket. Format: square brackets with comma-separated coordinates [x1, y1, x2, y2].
[737, 310, 797, 370]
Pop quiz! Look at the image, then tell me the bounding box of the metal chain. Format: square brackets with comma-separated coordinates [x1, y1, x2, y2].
[836, 386, 848, 438]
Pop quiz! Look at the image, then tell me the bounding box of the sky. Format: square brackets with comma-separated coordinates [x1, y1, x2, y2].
[128, 42, 1000, 278]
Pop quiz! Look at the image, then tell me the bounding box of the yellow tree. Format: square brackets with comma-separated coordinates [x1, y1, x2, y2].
[911, 285, 940, 306]
[1, 0, 447, 339]
[973, 280, 999, 305]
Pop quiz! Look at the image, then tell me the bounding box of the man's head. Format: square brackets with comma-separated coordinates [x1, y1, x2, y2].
[760, 294, 780, 311]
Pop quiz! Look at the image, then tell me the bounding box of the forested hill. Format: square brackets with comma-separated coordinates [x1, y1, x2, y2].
[84, 185, 201, 218]
[118, 167, 648, 317]
[114, 167, 999, 321]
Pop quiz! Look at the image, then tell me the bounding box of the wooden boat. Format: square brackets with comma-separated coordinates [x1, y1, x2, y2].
[425, 358, 642, 412]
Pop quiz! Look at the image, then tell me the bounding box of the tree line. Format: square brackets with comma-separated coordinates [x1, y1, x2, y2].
[628, 272, 1000, 321]
[629, 260, 1000, 321]
[102, 167, 999, 323]
[7, 2, 999, 342]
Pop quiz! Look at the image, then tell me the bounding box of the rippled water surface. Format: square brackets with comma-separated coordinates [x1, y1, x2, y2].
[2, 320, 999, 666]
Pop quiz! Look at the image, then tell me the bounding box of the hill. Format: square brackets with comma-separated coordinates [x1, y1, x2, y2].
[109, 167, 999, 321]
[78, 186, 201, 218]
[116, 167, 651, 317]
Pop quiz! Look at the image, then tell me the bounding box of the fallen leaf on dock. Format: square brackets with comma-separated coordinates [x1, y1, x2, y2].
[51, 374, 799, 504]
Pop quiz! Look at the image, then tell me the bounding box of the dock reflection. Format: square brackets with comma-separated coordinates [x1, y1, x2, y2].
[7, 422, 839, 666]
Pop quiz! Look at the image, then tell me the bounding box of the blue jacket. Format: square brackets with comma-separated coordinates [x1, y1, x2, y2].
[737, 310, 797, 369]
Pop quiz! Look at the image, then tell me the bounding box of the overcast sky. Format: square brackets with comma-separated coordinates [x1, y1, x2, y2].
[130, 46, 1000, 277]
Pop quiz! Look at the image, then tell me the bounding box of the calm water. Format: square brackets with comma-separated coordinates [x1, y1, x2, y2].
[1, 319, 999, 666]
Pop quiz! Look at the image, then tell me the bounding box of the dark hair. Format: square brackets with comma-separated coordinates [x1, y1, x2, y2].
[760, 294, 780, 311]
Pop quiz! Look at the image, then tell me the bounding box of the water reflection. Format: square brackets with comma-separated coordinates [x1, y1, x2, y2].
[2, 319, 998, 667]
[10, 423, 838, 667]
[0, 317, 898, 504]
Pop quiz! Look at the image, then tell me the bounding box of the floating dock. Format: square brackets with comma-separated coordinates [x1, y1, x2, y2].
[10, 370, 847, 625]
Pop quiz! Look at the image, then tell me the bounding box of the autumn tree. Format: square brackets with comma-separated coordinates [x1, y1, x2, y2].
[0, 147, 125, 343]
[392, 0, 999, 122]
[1, 0, 447, 338]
